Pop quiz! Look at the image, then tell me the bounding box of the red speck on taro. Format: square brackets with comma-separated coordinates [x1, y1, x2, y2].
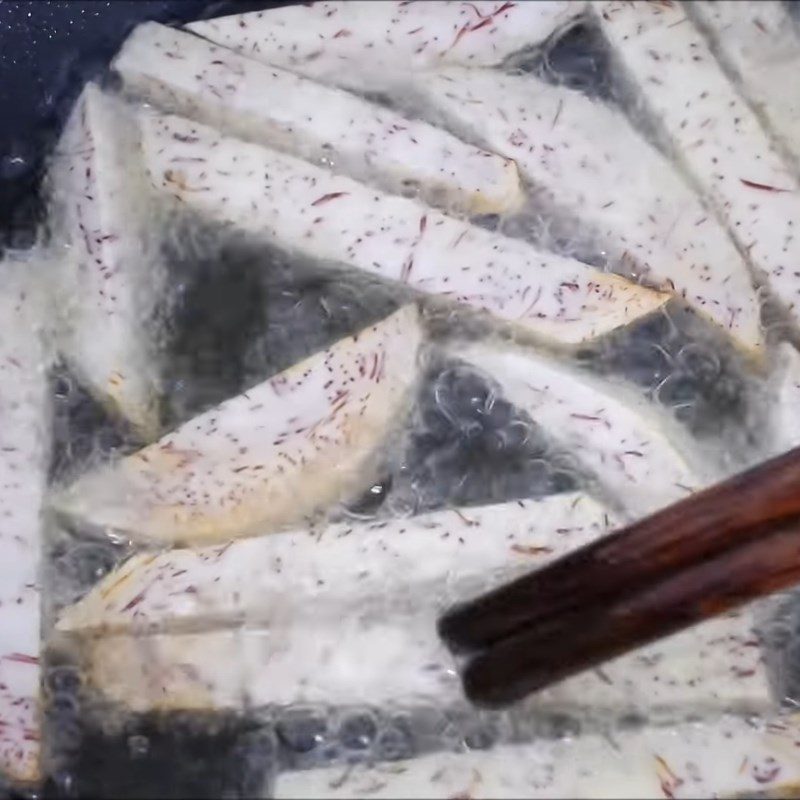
[445, 23, 471, 53]
[739, 178, 791, 193]
[655, 755, 683, 799]
[732, 666, 756, 678]
[122, 590, 147, 612]
[469, 17, 493, 32]
[4, 653, 38, 665]
[369, 352, 383, 380]
[570, 413, 602, 423]
[510, 544, 553, 556]
[311, 192, 349, 206]
[400, 255, 414, 282]
[463, 2, 486, 18]
[493, 1, 517, 15]
[452, 230, 469, 249]
[215, 541, 234, 560]
[508, 129, 527, 147]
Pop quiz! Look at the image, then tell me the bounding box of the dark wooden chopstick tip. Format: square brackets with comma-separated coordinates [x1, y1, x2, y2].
[461, 653, 532, 709]
[437, 605, 475, 652]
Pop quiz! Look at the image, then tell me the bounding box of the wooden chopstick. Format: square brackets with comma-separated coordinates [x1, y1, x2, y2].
[459, 518, 800, 707]
[439, 445, 800, 654]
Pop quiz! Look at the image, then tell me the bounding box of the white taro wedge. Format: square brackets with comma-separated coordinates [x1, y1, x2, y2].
[403, 67, 763, 357]
[67, 493, 614, 711]
[82, 607, 772, 715]
[69, 499, 773, 716]
[57, 494, 614, 636]
[275, 713, 800, 800]
[113, 22, 523, 216]
[688, 1, 800, 175]
[52, 305, 423, 545]
[47, 83, 164, 438]
[82, 621, 456, 712]
[0, 258, 50, 786]
[139, 111, 669, 348]
[449, 340, 714, 520]
[185, 1, 585, 95]
[592, 1, 800, 338]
